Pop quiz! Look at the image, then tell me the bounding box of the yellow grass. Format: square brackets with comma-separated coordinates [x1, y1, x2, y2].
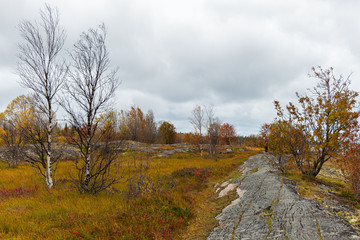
[0, 149, 257, 239]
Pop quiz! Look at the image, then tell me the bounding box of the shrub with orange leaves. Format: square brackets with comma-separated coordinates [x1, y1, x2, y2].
[219, 123, 236, 145]
[339, 120, 360, 199]
[183, 133, 200, 146]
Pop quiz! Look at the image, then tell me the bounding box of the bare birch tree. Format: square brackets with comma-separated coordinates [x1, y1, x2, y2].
[62, 23, 120, 193]
[190, 105, 204, 155]
[17, 4, 67, 188]
[205, 105, 220, 158]
[208, 121, 221, 158]
[144, 110, 157, 143]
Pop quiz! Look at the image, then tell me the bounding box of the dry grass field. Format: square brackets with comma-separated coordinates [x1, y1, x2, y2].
[0, 146, 257, 239]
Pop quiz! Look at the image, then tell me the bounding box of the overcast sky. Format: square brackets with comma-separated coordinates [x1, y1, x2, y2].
[1, 0, 360, 135]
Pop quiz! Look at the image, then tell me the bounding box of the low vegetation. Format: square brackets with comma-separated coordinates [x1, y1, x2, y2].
[0, 146, 257, 239]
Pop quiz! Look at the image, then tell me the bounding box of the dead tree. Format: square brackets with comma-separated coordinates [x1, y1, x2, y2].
[190, 105, 205, 155]
[62, 23, 120, 194]
[205, 105, 220, 158]
[17, 4, 67, 188]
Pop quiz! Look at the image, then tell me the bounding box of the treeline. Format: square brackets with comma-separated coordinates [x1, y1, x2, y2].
[60, 106, 174, 144]
[0, 99, 242, 149]
[59, 106, 181, 145]
[61, 105, 241, 147]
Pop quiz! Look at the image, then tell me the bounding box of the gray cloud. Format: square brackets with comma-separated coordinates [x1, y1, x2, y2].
[1, 0, 360, 135]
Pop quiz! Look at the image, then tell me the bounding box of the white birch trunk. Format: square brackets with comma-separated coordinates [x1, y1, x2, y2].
[46, 109, 54, 188]
[84, 138, 91, 190]
[85, 155, 90, 188]
[46, 150, 53, 188]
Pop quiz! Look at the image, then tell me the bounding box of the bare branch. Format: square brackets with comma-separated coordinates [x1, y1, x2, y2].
[61, 23, 120, 193]
[17, 4, 67, 188]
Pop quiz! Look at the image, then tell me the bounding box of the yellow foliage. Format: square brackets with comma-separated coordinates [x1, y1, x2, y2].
[274, 67, 359, 176]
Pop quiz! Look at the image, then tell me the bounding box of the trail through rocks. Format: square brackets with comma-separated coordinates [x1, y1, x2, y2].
[208, 154, 360, 240]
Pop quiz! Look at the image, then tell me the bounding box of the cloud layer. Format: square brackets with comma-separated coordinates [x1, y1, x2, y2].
[1, 0, 360, 135]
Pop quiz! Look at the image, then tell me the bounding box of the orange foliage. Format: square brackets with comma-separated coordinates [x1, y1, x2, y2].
[159, 121, 176, 144]
[219, 123, 236, 145]
[183, 133, 200, 146]
[340, 120, 360, 199]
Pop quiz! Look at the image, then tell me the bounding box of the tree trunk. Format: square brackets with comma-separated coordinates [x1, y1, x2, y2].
[46, 158, 53, 188]
[84, 135, 91, 190]
[46, 112, 54, 188]
[84, 154, 91, 190]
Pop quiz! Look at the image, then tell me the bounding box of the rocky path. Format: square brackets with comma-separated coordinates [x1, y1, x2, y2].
[208, 154, 360, 240]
